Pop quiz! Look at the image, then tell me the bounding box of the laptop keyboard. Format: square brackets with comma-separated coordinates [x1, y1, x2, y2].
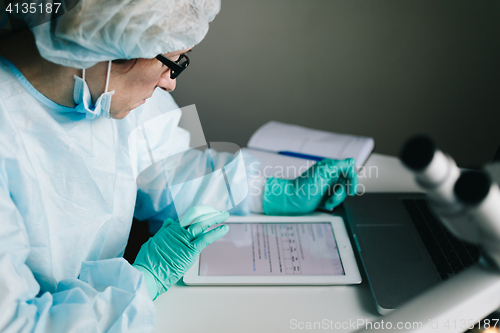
[402, 199, 481, 280]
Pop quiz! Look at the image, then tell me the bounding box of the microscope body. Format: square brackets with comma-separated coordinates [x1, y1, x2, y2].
[413, 150, 480, 245]
[357, 136, 500, 333]
[400, 137, 482, 245]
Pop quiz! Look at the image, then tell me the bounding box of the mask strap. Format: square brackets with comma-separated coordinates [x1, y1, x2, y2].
[80, 61, 111, 92]
[104, 60, 112, 93]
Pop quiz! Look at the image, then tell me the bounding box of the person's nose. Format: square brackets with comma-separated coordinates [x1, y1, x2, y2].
[157, 73, 177, 92]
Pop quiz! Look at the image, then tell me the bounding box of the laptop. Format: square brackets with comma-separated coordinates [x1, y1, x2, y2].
[342, 193, 480, 315]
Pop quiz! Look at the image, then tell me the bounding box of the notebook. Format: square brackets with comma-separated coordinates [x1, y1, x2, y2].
[246, 121, 375, 179]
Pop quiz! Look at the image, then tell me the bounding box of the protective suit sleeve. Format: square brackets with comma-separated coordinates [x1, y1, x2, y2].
[134, 148, 261, 233]
[0, 168, 155, 332]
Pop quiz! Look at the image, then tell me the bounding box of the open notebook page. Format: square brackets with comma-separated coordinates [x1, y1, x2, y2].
[245, 149, 316, 180]
[247, 121, 374, 167]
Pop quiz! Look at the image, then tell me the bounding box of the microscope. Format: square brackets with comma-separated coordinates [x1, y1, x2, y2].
[357, 136, 500, 333]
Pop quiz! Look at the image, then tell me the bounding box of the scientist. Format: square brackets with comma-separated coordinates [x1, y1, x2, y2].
[0, 0, 358, 331]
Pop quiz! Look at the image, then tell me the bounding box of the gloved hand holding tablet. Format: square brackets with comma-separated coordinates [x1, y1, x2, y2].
[133, 206, 229, 300]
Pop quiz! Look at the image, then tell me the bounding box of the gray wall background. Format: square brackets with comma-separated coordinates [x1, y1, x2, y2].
[172, 0, 500, 168]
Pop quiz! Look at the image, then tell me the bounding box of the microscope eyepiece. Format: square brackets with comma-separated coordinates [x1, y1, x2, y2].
[400, 135, 436, 171]
[454, 170, 492, 206]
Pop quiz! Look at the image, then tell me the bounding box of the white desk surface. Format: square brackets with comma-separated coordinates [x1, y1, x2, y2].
[153, 153, 422, 332]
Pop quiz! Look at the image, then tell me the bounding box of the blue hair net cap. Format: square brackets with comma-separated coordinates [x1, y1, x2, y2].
[30, 0, 221, 69]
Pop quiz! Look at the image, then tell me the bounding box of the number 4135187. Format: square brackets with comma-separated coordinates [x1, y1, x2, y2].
[5, 2, 61, 14]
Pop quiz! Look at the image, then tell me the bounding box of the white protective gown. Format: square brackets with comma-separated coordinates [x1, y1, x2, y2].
[0, 57, 258, 332]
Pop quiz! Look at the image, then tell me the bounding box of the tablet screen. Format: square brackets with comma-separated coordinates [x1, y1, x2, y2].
[199, 223, 345, 276]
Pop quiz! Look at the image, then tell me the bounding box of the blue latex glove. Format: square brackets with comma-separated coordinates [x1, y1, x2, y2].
[133, 207, 229, 300]
[263, 158, 358, 215]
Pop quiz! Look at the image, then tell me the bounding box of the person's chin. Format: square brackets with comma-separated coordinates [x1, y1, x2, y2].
[130, 99, 147, 110]
[110, 110, 131, 119]
[110, 100, 146, 119]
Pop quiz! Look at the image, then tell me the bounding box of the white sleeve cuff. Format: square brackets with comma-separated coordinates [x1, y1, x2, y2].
[249, 173, 266, 214]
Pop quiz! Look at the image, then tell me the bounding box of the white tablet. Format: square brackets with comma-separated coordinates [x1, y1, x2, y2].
[183, 213, 362, 285]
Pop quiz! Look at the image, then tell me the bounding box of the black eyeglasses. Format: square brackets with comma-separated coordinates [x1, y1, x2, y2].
[155, 53, 190, 79]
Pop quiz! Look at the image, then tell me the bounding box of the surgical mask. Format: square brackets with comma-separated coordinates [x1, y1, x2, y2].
[73, 60, 115, 120]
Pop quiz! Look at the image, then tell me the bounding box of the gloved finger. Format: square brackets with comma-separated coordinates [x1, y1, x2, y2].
[179, 205, 222, 228]
[192, 224, 230, 252]
[327, 158, 358, 194]
[159, 218, 177, 231]
[347, 168, 359, 196]
[324, 177, 348, 210]
[187, 211, 230, 238]
[327, 159, 358, 195]
[321, 158, 356, 180]
[182, 211, 224, 229]
[345, 158, 358, 195]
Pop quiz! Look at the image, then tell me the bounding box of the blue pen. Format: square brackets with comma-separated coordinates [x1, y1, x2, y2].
[278, 151, 327, 162]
